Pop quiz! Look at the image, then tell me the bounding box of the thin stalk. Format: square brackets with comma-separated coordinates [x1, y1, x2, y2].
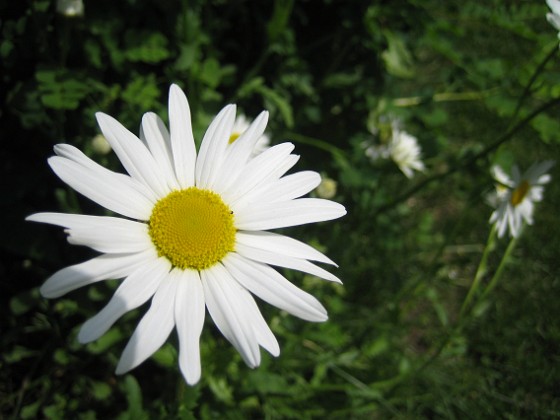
[479, 228, 520, 303]
[460, 225, 496, 318]
[286, 131, 349, 166]
[511, 44, 559, 122]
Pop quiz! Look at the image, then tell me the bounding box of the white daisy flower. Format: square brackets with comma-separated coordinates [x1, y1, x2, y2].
[364, 118, 425, 178]
[56, 0, 84, 17]
[230, 114, 270, 156]
[546, 0, 560, 35]
[364, 143, 390, 162]
[27, 84, 346, 385]
[489, 160, 554, 238]
[387, 127, 425, 179]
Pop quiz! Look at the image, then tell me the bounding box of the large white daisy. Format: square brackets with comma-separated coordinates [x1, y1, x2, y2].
[27, 84, 346, 385]
[489, 160, 554, 238]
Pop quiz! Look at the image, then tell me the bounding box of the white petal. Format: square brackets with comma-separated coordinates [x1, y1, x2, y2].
[235, 198, 347, 231]
[54, 144, 145, 191]
[169, 85, 197, 188]
[222, 143, 295, 204]
[212, 111, 269, 194]
[491, 165, 514, 187]
[67, 226, 151, 254]
[48, 156, 153, 221]
[54, 144, 158, 204]
[235, 231, 336, 265]
[547, 0, 560, 16]
[511, 165, 522, 184]
[78, 257, 170, 343]
[195, 105, 236, 189]
[222, 253, 328, 322]
[141, 112, 180, 190]
[201, 264, 261, 368]
[526, 160, 555, 183]
[27, 212, 151, 254]
[236, 288, 280, 357]
[547, 12, 560, 30]
[235, 243, 342, 283]
[40, 250, 154, 298]
[248, 171, 322, 203]
[96, 113, 170, 198]
[231, 154, 301, 212]
[116, 274, 178, 374]
[175, 269, 205, 385]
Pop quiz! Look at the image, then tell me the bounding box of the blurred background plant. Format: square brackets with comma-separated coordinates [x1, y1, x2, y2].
[2, 0, 560, 418]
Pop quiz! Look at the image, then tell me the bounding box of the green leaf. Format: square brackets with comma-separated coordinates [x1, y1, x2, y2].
[152, 342, 176, 368]
[124, 31, 171, 64]
[36, 69, 91, 110]
[20, 401, 41, 419]
[117, 375, 149, 420]
[10, 288, 40, 315]
[256, 85, 294, 128]
[267, 0, 294, 42]
[86, 328, 123, 354]
[121, 75, 161, 111]
[247, 370, 290, 394]
[4, 345, 38, 363]
[91, 381, 112, 400]
[382, 31, 415, 79]
[531, 113, 560, 144]
[199, 58, 222, 88]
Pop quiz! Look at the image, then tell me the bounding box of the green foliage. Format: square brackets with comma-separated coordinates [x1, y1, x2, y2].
[2, 0, 560, 419]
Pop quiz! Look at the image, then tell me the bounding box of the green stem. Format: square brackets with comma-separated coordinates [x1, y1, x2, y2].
[460, 225, 497, 318]
[511, 44, 559, 122]
[479, 227, 521, 303]
[286, 131, 349, 166]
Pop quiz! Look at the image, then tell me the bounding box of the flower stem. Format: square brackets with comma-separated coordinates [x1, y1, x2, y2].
[460, 225, 496, 318]
[511, 44, 559, 122]
[478, 227, 521, 304]
[286, 131, 349, 167]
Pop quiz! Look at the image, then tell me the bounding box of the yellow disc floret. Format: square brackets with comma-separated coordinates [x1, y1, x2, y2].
[148, 187, 236, 270]
[228, 132, 241, 144]
[510, 180, 530, 207]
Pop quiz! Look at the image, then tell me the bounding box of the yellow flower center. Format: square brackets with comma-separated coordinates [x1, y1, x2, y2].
[510, 180, 530, 207]
[148, 188, 236, 270]
[228, 132, 241, 144]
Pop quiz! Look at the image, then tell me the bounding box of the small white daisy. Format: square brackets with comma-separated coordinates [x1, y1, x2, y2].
[387, 128, 425, 179]
[27, 84, 346, 385]
[364, 118, 425, 178]
[546, 0, 560, 36]
[230, 114, 270, 155]
[56, 0, 84, 17]
[489, 160, 554, 238]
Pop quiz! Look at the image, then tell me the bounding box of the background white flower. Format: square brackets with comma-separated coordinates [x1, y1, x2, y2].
[364, 118, 425, 178]
[547, 0, 560, 36]
[56, 0, 84, 17]
[387, 128, 426, 179]
[489, 160, 554, 238]
[27, 84, 346, 385]
[230, 114, 270, 155]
